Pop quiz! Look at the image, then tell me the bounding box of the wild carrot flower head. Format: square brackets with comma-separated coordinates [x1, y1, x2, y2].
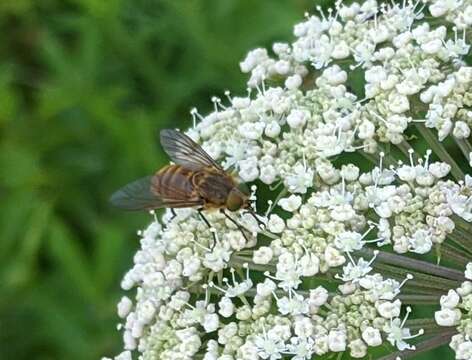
[104, 1, 472, 359]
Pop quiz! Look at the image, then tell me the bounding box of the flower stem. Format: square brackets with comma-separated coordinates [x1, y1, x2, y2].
[448, 229, 472, 257]
[373, 262, 460, 293]
[396, 140, 413, 159]
[406, 318, 444, 334]
[440, 243, 470, 268]
[357, 248, 466, 282]
[454, 137, 472, 163]
[452, 215, 472, 242]
[398, 294, 440, 305]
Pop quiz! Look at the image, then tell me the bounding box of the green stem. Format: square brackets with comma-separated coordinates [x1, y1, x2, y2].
[360, 145, 398, 167]
[398, 294, 440, 305]
[454, 137, 472, 163]
[404, 319, 450, 335]
[405, 318, 439, 329]
[373, 262, 459, 293]
[267, 187, 288, 214]
[357, 248, 466, 282]
[452, 215, 472, 240]
[259, 229, 279, 240]
[440, 243, 470, 268]
[414, 123, 464, 180]
[448, 230, 472, 256]
[395, 140, 413, 159]
[360, 150, 379, 165]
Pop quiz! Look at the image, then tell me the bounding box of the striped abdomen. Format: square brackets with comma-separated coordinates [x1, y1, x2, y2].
[151, 165, 201, 205]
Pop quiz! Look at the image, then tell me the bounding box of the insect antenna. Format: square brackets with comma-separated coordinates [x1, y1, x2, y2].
[198, 209, 217, 250]
[220, 209, 250, 244]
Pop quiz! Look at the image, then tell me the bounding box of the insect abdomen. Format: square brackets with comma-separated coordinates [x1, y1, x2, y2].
[152, 165, 197, 199]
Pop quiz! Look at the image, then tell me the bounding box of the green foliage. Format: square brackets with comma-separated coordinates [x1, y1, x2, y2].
[0, 0, 315, 358]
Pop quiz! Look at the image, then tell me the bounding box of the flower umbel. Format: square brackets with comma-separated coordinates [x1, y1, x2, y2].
[105, 1, 472, 359]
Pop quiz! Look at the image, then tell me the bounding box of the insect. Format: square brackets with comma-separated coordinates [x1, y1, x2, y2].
[110, 129, 256, 245]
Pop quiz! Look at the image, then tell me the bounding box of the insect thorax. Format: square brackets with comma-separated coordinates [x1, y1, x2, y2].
[192, 169, 235, 206]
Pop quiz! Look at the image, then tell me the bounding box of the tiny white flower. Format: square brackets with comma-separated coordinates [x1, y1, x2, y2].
[203, 313, 219, 333]
[253, 246, 274, 265]
[267, 214, 286, 233]
[465, 263, 472, 280]
[308, 286, 329, 307]
[384, 308, 423, 351]
[376, 299, 402, 319]
[286, 109, 310, 129]
[257, 278, 277, 297]
[277, 292, 309, 315]
[334, 231, 363, 252]
[264, 121, 281, 138]
[285, 163, 314, 194]
[117, 296, 133, 319]
[434, 308, 461, 327]
[362, 326, 382, 347]
[274, 60, 291, 75]
[349, 338, 367, 358]
[440, 289, 460, 309]
[238, 122, 265, 140]
[239, 156, 260, 182]
[358, 119, 375, 139]
[279, 195, 302, 212]
[328, 329, 346, 352]
[457, 341, 472, 360]
[240, 48, 269, 72]
[218, 297, 235, 318]
[324, 246, 346, 267]
[323, 65, 347, 85]
[453, 121, 471, 139]
[408, 228, 433, 254]
[388, 92, 410, 114]
[299, 252, 320, 277]
[285, 74, 303, 89]
[428, 162, 451, 178]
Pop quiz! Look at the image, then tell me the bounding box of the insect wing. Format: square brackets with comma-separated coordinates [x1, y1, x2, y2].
[110, 176, 166, 211]
[160, 129, 223, 172]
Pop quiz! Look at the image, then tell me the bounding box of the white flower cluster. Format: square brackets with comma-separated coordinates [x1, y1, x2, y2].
[445, 175, 472, 222]
[261, 153, 458, 259]
[427, 0, 472, 29]
[238, 0, 471, 148]
[110, 218, 421, 360]
[105, 1, 472, 359]
[436, 263, 472, 359]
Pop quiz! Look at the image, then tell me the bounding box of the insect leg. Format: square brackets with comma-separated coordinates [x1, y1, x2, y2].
[198, 209, 217, 249]
[221, 209, 249, 244]
[245, 207, 265, 226]
[171, 208, 177, 220]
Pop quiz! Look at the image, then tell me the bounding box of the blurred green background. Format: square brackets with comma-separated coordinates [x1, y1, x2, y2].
[0, 0, 458, 359]
[0, 0, 324, 359]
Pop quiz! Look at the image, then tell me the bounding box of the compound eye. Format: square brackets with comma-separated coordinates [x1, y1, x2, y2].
[226, 191, 243, 211]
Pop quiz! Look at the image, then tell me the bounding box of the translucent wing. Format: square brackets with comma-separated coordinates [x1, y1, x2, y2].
[110, 175, 203, 211]
[160, 129, 224, 172]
